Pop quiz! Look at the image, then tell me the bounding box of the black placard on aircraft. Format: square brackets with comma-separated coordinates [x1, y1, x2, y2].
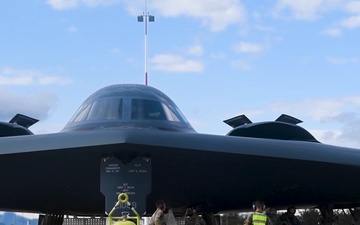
[100, 156, 152, 216]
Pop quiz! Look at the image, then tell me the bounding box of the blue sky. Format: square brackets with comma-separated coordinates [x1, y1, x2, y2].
[1, 0, 360, 148]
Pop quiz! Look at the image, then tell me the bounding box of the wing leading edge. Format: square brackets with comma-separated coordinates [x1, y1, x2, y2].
[1, 129, 360, 215]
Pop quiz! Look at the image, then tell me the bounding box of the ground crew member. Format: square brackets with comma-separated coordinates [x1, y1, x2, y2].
[266, 207, 280, 225]
[149, 200, 166, 225]
[244, 200, 273, 225]
[280, 206, 300, 225]
[184, 207, 207, 225]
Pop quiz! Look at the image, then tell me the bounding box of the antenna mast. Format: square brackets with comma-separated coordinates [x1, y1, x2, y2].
[137, 0, 155, 85]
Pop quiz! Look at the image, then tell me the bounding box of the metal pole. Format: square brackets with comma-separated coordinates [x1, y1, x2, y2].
[144, 0, 148, 85]
[138, 0, 154, 86]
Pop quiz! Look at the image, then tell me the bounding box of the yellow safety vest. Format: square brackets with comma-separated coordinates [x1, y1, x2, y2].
[252, 213, 267, 225]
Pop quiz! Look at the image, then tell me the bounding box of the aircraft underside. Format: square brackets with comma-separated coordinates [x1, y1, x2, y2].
[1, 138, 360, 218]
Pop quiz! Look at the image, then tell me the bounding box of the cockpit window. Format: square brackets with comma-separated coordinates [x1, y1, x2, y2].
[69, 98, 123, 122]
[131, 99, 186, 122]
[68, 97, 188, 124]
[163, 103, 183, 122]
[62, 84, 195, 132]
[131, 99, 165, 120]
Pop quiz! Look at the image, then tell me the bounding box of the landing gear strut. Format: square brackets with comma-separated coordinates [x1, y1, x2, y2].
[38, 214, 64, 225]
[202, 213, 220, 225]
[319, 204, 336, 225]
[348, 208, 360, 225]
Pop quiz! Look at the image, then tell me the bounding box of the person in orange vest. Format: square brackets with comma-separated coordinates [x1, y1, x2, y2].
[244, 201, 273, 225]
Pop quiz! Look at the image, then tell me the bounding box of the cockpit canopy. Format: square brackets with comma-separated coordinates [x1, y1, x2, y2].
[62, 84, 195, 132]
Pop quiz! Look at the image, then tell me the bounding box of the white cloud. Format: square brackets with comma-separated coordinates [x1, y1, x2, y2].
[50, 0, 245, 31]
[187, 44, 203, 56]
[38, 76, 72, 85]
[343, 95, 360, 105]
[273, 0, 342, 20]
[126, 0, 246, 32]
[338, 15, 360, 28]
[344, 1, 360, 14]
[310, 129, 352, 147]
[327, 57, 360, 65]
[47, 0, 119, 10]
[271, 98, 346, 120]
[0, 88, 57, 120]
[234, 42, 265, 53]
[151, 54, 204, 72]
[321, 2, 360, 34]
[320, 28, 342, 37]
[0, 75, 33, 85]
[287, 1, 360, 34]
[31, 121, 66, 134]
[274, 96, 360, 121]
[0, 67, 72, 85]
[311, 112, 360, 148]
[82, 0, 119, 7]
[268, 96, 360, 147]
[47, 0, 78, 10]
